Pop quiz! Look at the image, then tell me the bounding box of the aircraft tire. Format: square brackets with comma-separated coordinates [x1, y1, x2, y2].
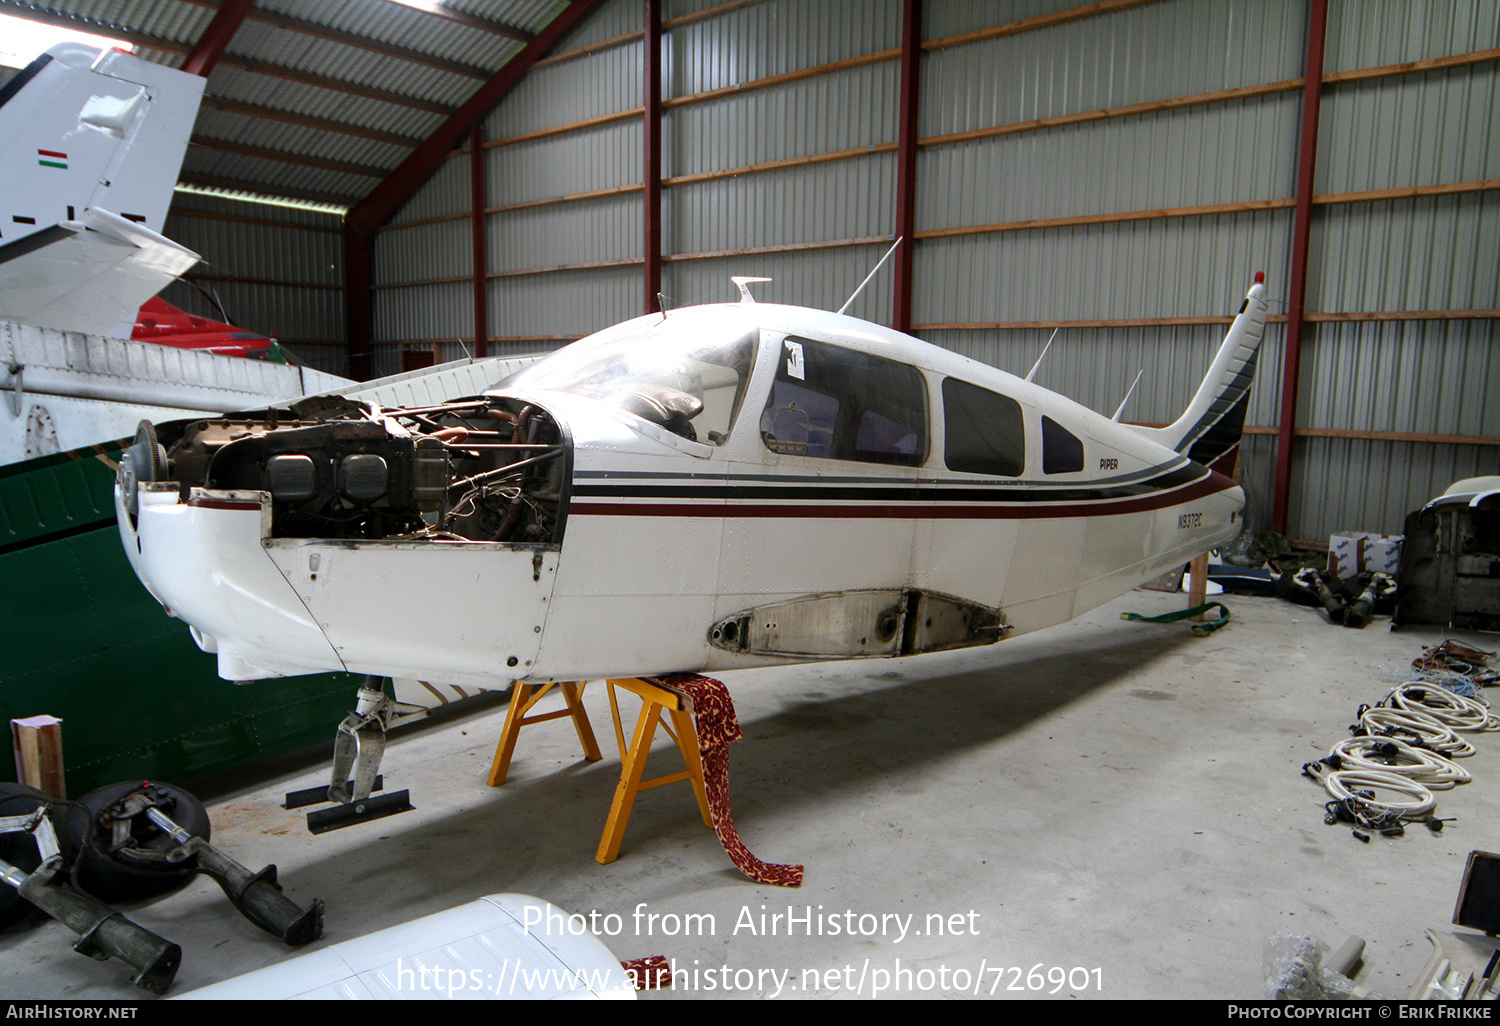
[67, 781, 211, 904]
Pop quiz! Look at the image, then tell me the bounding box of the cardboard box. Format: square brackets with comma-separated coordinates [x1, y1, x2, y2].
[1327, 532, 1403, 579]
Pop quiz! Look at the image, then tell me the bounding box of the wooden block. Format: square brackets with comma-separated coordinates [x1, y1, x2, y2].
[1188, 552, 1209, 620]
[11, 715, 65, 799]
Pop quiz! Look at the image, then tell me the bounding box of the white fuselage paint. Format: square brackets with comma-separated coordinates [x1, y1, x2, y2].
[120, 302, 1244, 687]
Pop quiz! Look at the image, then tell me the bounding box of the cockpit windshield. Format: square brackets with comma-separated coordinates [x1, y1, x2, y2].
[492, 306, 759, 445]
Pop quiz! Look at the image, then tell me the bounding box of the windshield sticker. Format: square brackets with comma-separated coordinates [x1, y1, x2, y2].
[784, 340, 805, 380]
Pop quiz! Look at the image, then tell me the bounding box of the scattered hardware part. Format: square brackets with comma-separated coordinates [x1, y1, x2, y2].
[1263, 935, 1368, 1000]
[67, 780, 210, 903]
[1277, 568, 1397, 627]
[0, 793, 180, 994]
[143, 804, 323, 946]
[0, 783, 58, 928]
[68, 781, 322, 945]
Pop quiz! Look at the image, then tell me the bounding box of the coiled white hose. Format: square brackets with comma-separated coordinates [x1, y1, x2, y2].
[1320, 768, 1437, 817]
[1387, 683, 1500, 733]
[1359, 706, 1476, 758]
[1327, 736, 1471, 789]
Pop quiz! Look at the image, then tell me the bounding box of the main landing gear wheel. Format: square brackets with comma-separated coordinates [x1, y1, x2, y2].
[66, 781, 210, 904]
[0, 783, 57, 929]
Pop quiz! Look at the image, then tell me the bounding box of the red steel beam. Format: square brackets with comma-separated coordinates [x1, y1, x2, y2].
[892, 0, 922, 331]
[471, 123, 488, 358]
[181, 0, 256, 78]
[1272, 0, 1329, 534]
[345, 0, 607, 378]
[643, 0, 663, 313]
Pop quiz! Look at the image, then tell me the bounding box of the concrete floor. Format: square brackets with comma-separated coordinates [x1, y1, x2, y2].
[3, 588, 1498, 1001]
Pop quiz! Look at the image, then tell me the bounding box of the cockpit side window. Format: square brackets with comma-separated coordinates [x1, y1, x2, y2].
[942, 378, 1025, 477]
[759, 337, 927, 466]
[1042, 416, 1085, 474]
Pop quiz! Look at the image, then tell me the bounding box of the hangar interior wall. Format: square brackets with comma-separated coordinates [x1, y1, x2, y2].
[365, 0, 1499, 542]
[162, 192, 350, 376]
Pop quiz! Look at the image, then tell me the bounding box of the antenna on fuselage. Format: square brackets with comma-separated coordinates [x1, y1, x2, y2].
[1024, 328, 1060, 383]
[1112, 369, 1144, 422]
[731, 276, 772, 304]
[657, 291, 669, 323]
[837, 237, 902, 315]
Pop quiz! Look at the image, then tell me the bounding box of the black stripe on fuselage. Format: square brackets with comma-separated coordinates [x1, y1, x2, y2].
[571, 461, 1209, 505]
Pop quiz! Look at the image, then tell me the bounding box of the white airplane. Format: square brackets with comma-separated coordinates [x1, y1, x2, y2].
[0, 41, 204, 337]
[115, 273, 1267, 697]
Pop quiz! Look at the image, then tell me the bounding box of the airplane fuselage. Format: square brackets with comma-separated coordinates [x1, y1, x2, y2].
[118, 298, 1245, 688]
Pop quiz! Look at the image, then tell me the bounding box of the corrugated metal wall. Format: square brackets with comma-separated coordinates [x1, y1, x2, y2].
[370, 0, 1499, 541]
[161, 192, 349, 375]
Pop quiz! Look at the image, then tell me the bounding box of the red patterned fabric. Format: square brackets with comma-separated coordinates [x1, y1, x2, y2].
[621, 955, 671, 991]
[652, 673, 804, 888]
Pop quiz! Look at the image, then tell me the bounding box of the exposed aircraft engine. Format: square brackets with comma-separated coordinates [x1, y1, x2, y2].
[132, 396, 569, 546]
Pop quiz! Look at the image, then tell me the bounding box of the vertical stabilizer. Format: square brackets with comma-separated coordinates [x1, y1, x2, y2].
[0, 43, 204, 334]
[1130, 276, 1268, 474]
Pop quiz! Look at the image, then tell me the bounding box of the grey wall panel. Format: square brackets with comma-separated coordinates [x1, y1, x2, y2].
[485, 37, 644, 139]
[922, 0, 1306, 138]
[663, 245, 898, 317]
[915, 211, 1292, 323]
[667, 62, 899, 176]
[489, 267, 643, 338]
[374, 281, 474, 342]
[391, 155, 470, 225]
[1289, 437, 1498, 540]
[157, 279, 346, 341]
[1318, 64, 1500, 194]
[1324, 0, 1500, 72]
[1308, 192, 1500, 314]
[490, 195, 643, 269]
[924, 0, 1114, 39]
[918, 95, 1302, 231]
[166, 215, 343, 289]
[665, 153, 895, 254]
[667, 0, 900, 98]
[376, 219, 473, 284]
[487, 119, 644, 204]
[551, 0, 641, 52]
[1299, 319, 1500, 438]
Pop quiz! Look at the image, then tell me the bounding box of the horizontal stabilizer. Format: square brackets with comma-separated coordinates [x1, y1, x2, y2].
[0, 208, 201, 336]
[1130, 278, 1268, 473]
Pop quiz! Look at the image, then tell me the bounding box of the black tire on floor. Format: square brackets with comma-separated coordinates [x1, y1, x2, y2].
[0, 783, 57, 930]
[66, 781, 211, 904]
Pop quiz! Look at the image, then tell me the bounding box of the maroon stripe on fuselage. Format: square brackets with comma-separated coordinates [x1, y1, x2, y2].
[569, 471, 1236, 520]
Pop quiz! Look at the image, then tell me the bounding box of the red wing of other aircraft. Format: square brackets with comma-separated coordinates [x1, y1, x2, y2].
[130, 296, 280, 361]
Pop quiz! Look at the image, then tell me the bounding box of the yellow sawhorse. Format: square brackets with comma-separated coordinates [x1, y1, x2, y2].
[487, 681, 601, 786]
[485, 679, 713, 865]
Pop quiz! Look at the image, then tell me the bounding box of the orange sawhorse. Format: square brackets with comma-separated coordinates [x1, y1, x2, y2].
[487, 682, 601, 786]
[485, 679, 713, 865]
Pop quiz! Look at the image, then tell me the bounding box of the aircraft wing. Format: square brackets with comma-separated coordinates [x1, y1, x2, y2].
[0, 208, 201, 336]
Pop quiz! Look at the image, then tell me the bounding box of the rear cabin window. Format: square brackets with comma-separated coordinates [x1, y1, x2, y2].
[942, 378, 1025, 476]
[759, 337, 927, 466]
[1042, 416, 1085, 474]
